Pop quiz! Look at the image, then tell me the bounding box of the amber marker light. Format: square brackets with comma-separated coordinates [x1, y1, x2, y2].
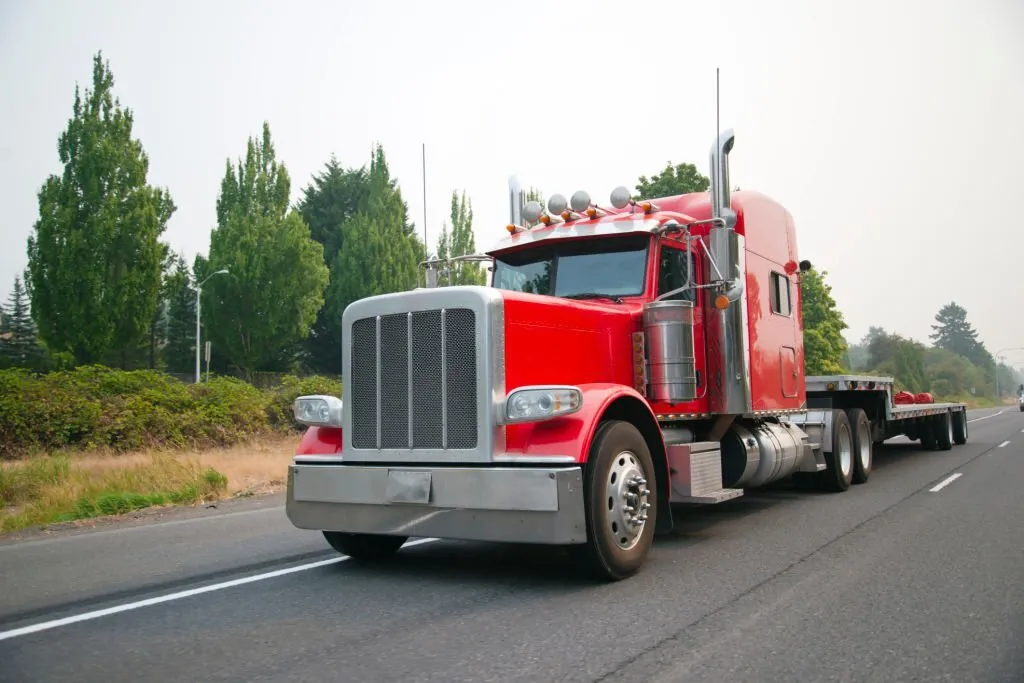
[714, 294, 730, 310]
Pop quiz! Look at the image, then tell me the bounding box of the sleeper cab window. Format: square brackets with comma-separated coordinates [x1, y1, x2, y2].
[769, 271, 792, 316]
[657, 245, 697, 303]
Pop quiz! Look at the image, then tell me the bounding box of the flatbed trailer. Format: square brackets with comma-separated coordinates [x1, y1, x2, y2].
[800, 374, 969, 449]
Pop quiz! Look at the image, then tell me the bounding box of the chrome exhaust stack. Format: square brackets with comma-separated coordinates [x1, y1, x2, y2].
[508, 175, 526, 228]
[705, 128, 752, 416]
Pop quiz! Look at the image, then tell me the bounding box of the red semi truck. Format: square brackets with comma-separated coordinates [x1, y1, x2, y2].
[285, 129, 970, 580]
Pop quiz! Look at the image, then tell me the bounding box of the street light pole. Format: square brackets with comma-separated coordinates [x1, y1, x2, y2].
[195, 269, 229, 384]
[993, 347, 1024, 399]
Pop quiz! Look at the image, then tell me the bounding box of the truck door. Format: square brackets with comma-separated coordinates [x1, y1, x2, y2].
[769, 270, 799, 398]
[656, 241, 705, 394]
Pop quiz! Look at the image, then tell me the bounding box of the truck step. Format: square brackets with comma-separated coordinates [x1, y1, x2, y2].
[667, 441, 745, 505]
[673, 489, 745, 505]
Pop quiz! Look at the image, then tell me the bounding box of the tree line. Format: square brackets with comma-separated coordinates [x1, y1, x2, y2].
[1, 51, 1020, 400]
[2, 52, 484, 378]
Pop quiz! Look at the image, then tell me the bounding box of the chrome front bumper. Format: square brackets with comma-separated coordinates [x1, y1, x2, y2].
[285, 463, 588, 544]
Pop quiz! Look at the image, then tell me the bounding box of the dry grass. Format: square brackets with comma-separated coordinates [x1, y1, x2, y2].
[0, 434, 297, 533]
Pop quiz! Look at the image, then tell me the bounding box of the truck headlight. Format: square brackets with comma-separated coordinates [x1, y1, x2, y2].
[293, 395, 343, 427]
[504, 386, 582, 424]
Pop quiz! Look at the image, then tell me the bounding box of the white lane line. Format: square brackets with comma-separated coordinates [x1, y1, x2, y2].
[929, 473, 963, 493]
[998, 440, 1011, 448]
[968, 409, 1005, 423]
[0, 537, 439, 642]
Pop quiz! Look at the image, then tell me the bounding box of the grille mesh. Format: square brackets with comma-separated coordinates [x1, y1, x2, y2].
[349, 307, 478, 450]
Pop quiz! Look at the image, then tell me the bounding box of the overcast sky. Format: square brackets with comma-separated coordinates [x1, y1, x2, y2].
[2, 0, 1022, 364]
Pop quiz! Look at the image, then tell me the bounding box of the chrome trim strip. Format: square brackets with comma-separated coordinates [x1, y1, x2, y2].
[293, 455, 344, 464]
[492, 454, 577, 464]
[407, 312, 414, 448]
[375, 314, 382, 449]
[440, 307, 448, 450]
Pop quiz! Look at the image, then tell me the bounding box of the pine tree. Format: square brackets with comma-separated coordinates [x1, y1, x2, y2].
[161, 253, 196, 374]
[929, 302, 987, 366]
[0, 276, 43, 368]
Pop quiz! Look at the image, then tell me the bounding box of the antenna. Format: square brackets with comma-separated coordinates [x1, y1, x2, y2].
[422, 142, 428, 255]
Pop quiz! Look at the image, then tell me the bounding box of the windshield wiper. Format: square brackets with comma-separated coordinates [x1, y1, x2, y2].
[563, 292, 625, 304]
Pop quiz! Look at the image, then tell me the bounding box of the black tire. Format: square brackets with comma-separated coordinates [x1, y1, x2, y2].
[919, 417, 937, 450]
[848, 408, 873, 485]
[573, 420, 658, 581]
[952, 409, 968, 445]
[819, 409, 854, 492]
[935, 411, 954, 451]
[322, 531, 408, 560]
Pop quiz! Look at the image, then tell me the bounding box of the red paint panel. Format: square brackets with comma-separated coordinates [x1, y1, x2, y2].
[295, 426, 343, 455]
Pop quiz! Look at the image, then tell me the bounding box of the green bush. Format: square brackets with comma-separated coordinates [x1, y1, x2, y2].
[0, 366, 342, 459]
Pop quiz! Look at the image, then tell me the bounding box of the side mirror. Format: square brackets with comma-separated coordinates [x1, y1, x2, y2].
[799, 260, 812, 272]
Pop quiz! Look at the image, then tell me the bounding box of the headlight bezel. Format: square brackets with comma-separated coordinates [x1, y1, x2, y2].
[503, 385, 582, 425]
[292, 394, 344, 428]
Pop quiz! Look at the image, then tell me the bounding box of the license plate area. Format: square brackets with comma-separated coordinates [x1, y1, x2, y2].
[385, 470, 432, 505]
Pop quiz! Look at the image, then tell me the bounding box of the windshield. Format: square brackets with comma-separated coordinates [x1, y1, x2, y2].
[491, 235, 650, 299]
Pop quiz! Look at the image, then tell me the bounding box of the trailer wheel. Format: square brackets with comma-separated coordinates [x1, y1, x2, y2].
[935, 411, 954, 451]
[919, 417, 938, 450]
[848, 408, 873, 485]
[322, 532, 408, 560]
[573, 419, 657, 581]
[951, 410, 968, 445]
[819, 409, 854, 492]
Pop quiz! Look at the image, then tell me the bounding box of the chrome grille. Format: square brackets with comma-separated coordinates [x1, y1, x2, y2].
[349, 307, 478, 450]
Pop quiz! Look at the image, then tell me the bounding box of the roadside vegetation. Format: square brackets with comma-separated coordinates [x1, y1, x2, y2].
[0, 367, 336, 532]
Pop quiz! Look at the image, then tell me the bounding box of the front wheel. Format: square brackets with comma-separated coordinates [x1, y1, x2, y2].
[322, 531, 409, 560]
[573, 420, 658, 581]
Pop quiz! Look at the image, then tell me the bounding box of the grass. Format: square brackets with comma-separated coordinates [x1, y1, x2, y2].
[0, 434, 297, 533]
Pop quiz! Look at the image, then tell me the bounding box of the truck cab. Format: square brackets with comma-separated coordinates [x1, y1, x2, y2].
[284, 128, 968, 581]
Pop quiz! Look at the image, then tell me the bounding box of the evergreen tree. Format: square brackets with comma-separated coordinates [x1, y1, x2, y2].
[0, 276, 44, 368]
[328, 145, 423, 352]
[161, 253, 196, 374]
[198, 122, 329, 377]
[25, 52, 175, 366]
[297, 157, 369, 373]
[929, 302, 987, 366]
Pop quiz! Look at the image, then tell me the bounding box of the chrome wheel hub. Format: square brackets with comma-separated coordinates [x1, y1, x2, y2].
[605, 451, 650, 550]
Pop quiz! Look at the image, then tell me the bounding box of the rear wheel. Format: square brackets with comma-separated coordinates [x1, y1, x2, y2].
[573, 420, 657, 581]
[952, 410, 968, 445]
[935, 411, 954, 451]
[848, 408, 873, 485]
[919, 417, 938, 450]
[322, 531, 408, 560]
[819, 409, 854, 492]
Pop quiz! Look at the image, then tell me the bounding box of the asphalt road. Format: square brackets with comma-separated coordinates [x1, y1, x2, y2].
[1, 407, 1022, 683]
